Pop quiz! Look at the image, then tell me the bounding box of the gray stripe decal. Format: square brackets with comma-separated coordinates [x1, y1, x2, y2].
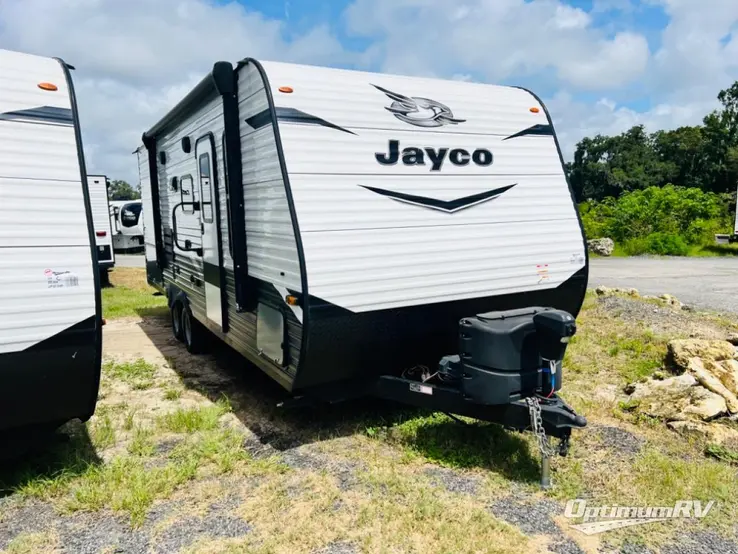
[245, 107, 356, 135]
[0, 106, 74, 126]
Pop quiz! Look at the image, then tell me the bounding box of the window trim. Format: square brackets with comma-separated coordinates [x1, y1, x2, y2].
[198, 151, 214, 224]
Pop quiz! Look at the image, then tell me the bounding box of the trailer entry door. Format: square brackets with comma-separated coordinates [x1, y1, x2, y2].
[196, 135, 224, 329]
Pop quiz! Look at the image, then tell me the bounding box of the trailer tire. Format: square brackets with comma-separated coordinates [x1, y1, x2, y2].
[171, 300, 184, 341]
[181, 304, 208, 354]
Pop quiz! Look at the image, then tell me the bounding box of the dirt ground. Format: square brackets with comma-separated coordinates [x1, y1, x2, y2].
[2, 296, 738, 553]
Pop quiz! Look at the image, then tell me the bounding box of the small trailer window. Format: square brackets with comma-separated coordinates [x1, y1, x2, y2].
[180, 175, 194, 214]
[198, 153, 213, 223]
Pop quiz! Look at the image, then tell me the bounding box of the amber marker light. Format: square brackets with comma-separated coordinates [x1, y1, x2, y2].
[38, 82, 58, 91]
[278, 86, 294, 93]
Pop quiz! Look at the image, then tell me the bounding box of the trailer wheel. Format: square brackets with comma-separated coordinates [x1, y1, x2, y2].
[181, 304, 208, 354]
[171, 300, 184, 341]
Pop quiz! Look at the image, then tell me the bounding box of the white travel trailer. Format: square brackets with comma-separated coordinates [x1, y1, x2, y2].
[0, 49, 102, 436]
[138, 60, 589, 485]
[87, 174, 115, 282]
[109, 199, 144, 252]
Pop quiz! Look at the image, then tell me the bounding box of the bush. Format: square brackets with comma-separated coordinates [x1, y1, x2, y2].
[579, 185, 733, 255]
[621, 233, 690, 256]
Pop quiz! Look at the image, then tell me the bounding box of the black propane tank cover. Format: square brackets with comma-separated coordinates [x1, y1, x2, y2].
[460, 307, 549, 372]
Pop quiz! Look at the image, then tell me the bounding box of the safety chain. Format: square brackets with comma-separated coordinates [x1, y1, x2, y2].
[525, 396, 568, 457]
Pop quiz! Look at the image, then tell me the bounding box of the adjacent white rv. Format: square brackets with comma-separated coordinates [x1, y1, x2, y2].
[138, 60, 588, 475]
[87, 174, 115, 282]
[109, 199, 144, 252]
[0, 49, 102, 435]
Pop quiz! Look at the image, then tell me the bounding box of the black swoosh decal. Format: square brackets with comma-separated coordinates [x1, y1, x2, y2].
[246, 107, 356, 135]
[0, 105, 73, 125]
[503, 124, 553, 141]
[360, 184, 516, 213]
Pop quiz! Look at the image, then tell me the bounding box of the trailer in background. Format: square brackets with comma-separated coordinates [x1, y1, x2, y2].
[109, 199, 144, 253]
[87, 174, 115, 284]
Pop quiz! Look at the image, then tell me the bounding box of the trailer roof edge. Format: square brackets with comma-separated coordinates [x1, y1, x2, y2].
[142, 61, 234, 143]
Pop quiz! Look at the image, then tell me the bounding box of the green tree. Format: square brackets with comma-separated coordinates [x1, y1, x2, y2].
[108, 179, 140, 201]
[569, 80, 738, 201]
[569, 125, 670, 201]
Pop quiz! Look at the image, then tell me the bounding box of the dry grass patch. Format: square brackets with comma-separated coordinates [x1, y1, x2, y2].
[2, 531, 60, 554]
[223, 465, 530, 554]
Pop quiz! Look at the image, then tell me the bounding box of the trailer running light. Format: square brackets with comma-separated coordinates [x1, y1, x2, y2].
[530, 107, 540, 113]
[286, 295, 299, 306]
[278, 86, 294, 93]
[37, 82, 58, 91]
[96, 231, 107, 237]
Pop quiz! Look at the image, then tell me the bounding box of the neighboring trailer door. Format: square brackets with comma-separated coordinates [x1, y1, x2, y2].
[196, 135, 223, 329]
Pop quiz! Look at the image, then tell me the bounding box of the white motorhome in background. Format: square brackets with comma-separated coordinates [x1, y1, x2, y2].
[87, 174, 115, 283]
[0, 48, 102, 437]
[109, 199, 144, 252]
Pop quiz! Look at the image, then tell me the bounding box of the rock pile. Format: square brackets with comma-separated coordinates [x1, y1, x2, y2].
[595, 286, 685, 310]
[624, 337, 738, 445]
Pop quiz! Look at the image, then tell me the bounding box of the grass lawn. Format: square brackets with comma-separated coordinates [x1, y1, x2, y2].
[102, 267, 167, 319]
[3, 273, 738, 553]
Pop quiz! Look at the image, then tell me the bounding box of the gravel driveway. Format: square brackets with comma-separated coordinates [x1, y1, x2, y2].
[589, 256, 738, 314]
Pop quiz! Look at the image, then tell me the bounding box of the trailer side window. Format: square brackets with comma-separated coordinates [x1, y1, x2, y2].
[180, 175, 194, 214]
[222, 132, 233, 257]
[198, 153, 213, 223]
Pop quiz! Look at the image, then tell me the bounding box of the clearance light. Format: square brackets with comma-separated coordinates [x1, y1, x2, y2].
[96, 231, 107, 237]
[278, 86, 294, 93]
[286, 295, 299, 306]
[530, 107, 540, 113]
[38, 82, 58, 91]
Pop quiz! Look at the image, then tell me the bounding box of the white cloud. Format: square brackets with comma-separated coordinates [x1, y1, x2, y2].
[2, 0, 738, 181]
[0, 0, 351, 182]
[546, 91, 719, 160]
[344, 0, 650, 89]
[340, 0, 737, 158]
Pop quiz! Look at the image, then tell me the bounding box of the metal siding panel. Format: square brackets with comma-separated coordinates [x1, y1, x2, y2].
[259, 60, 585, 314]
[0, 49, 95, 353]
[238, 65, 303, 293]
[0, 177, 90, 246]
[261, 61, 549, 137]
[0, 247, 96, 352]
[137, 149, 158, 261]
[154, 94, 226, 318]
[0, 48, 71, 115]
[0, 120, 80, 181]
[279, 126, 562, 175]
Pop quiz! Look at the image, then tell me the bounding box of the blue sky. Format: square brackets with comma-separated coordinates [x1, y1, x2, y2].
[2, 0, 737, 182]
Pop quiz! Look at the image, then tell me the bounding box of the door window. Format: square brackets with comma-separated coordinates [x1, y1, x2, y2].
[199, 153, 213, 223]
[180, 175, 194, 214]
